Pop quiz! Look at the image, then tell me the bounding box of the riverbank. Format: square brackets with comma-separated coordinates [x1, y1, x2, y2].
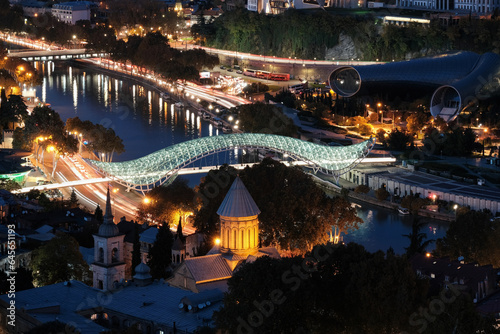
[73, 58, 242, 133]
[312, 174, 455, 222]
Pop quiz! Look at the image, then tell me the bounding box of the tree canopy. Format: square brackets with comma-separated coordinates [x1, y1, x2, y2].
[215, 243, 429, 334]
[434, 210, 500, 267]
[147, 223, 174, 279]
[136, 177, 196, 226]
[65, 117, 125, 161]
[238, 103, 297, 137]
[30, 233, 91, 287]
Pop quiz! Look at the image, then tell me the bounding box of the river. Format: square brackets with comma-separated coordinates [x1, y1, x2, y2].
[31, 60, 449, 255]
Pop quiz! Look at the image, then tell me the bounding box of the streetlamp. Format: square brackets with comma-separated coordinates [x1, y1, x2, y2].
[377, 102, 382, 123]
[78, 133, 82, 154]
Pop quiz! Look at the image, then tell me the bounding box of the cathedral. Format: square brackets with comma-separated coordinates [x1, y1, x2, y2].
[168, 177, 280, 292]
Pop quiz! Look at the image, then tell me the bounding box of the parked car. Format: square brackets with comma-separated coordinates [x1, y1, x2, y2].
[236, 70, 243, 74]
[227, 68, 233, 72]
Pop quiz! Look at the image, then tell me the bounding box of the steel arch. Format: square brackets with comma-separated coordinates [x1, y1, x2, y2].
[86, 134, 375, 192]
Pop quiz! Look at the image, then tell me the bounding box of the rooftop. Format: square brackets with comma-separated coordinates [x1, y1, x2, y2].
[0, 279, 222, 333]
[184, 254, 233, 284]
[217, 177, 261, 218]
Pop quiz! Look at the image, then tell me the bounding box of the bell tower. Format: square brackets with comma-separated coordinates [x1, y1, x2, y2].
[92, 188, 125, 291]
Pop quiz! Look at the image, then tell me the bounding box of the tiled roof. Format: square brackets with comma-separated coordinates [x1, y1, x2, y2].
[0, 279, 222, 333]
[0, 280, 106, 334]
[184, 254, 233, 283]
[217, 177, 260, 218]
[410, 253, 496, 298]
[140, 227, 158, 244]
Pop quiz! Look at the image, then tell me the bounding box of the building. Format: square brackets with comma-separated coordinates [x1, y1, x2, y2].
[190, 8, 222, 24]
[343, 165, 500, 213]
[168, 177, 280, 292]
[329, 51, 500, 122]
[395, 0, 500, 14]
[51, 1, 96, 25]
[382, 15, 431, 26]
[410, 254, 498, 302]
[92, 188, 126, 291]
[19, 1, 50, 18]
[0, 277, 223, 333]
[453, 0, 499, 13]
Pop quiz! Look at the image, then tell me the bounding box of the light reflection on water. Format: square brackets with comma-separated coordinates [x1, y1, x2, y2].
[33, 61, 238, 165]
[343, 201, 449, 255]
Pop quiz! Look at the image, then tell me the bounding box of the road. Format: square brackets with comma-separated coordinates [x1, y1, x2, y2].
[32, 151, 142, 221]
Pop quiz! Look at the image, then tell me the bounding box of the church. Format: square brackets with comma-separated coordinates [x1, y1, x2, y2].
[168, 176, 280, 292]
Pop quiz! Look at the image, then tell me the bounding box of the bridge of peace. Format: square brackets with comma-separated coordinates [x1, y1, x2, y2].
[87, 133, 376, 193]
[16, 134, 377, 194]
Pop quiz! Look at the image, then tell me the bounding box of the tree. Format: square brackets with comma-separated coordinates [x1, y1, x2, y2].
[403, 217, 434, 258]
[375, 187, 390, 201]
[147, 223, 173, 279]
[215, 243, 428, 334]
[94, 204, 103, 223]
[376, 129, 387, 146]
[386, 129, 412, 151]
[214, 255, 310, 333]
[329, 196, 363, 244]
[69, 189, 78, 208]
[435, 210, 500, 267]
[238, 103, 297, 137]
[30, 233, 91, 286]
[401, 194, 429, 213]
[0, 179, 21, 191]
[131, 222, 141, 275]
[136, 177, 195, 226]
[354, 184, 370, 194]
[193, 165, 238, 242]
[194, 160, 363, 254]
[407, 112, 429, 135]
[0, 94, 28, 130]
[240, 158, 357, 253]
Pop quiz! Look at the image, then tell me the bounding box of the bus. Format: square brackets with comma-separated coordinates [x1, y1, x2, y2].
[243, 69, 290, 81]
[255, 70, 270, 79]
[243, 69, 257, 77]
[269, 73, 290, 81]
[289, 83, 305, 94]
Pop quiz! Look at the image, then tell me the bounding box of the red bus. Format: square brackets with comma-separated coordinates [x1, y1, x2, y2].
[243, 69, 290, 81]
[256, 70, 270, 79]
[269, 73, 290, 81]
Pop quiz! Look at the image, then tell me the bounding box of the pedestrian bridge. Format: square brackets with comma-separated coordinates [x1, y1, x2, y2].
[86, 133, 375, 192]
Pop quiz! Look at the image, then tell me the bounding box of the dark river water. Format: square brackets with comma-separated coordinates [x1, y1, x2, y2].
[31, 60, 449, 254]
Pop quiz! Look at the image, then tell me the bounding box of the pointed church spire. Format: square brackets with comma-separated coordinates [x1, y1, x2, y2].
[97, 186, 119, 237]
[104, 186, 114, 224]
[176, 216, 184, 243]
